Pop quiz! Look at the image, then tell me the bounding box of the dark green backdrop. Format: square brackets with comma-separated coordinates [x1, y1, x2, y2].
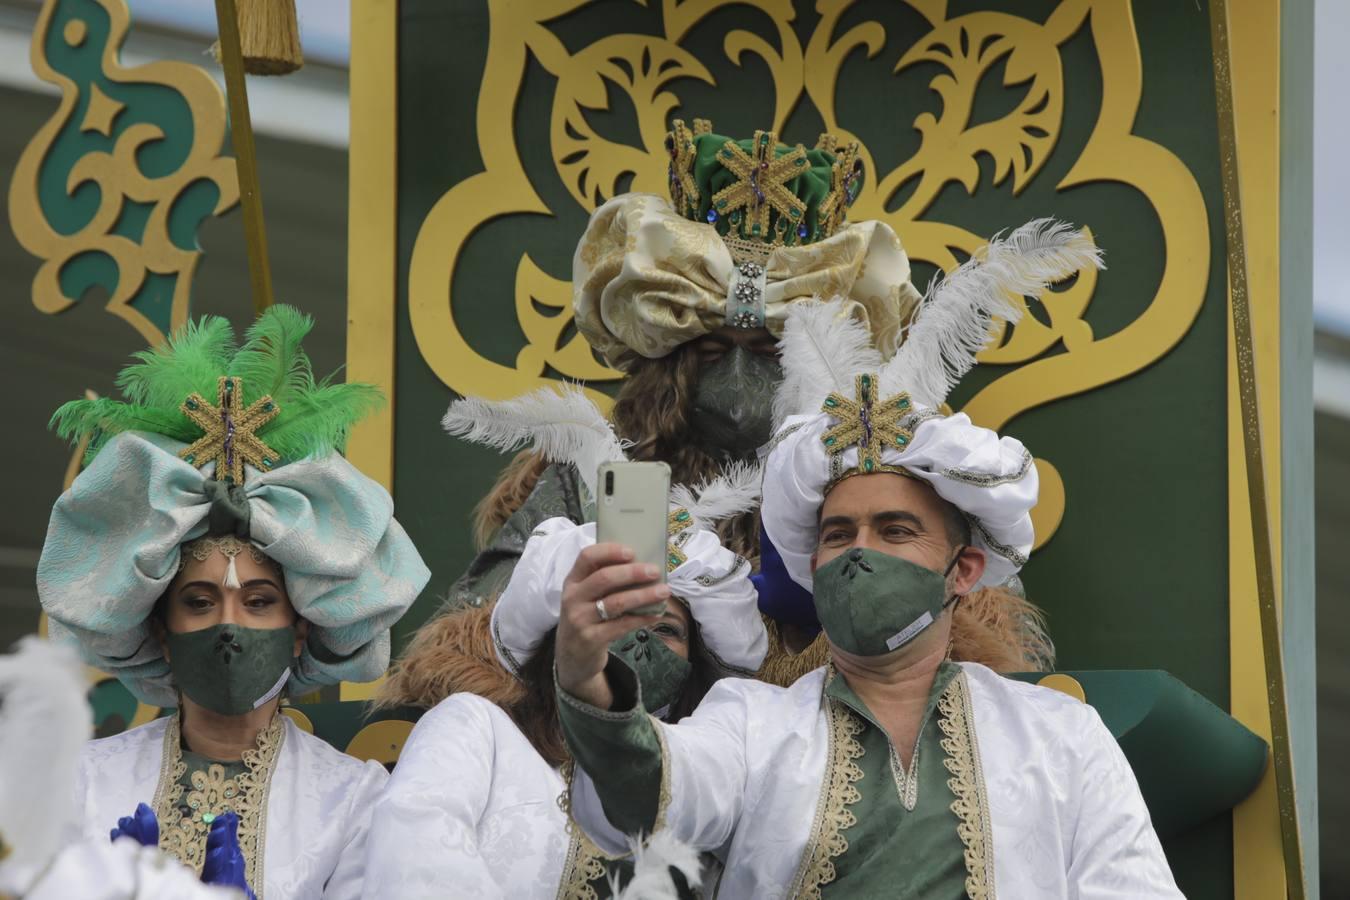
[390, 1, 1229, 894]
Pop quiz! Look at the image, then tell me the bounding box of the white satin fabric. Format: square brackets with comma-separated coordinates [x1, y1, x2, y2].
[493, 518, 767, 677]
[762, 410, 1038, 590]
[363, 693, 571, 899]
[570, 662, 1182, 899]
[11, 837, 245, 900]
[73, 716, 388, 899]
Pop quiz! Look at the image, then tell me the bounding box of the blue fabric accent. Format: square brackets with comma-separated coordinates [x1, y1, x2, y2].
[109, 802, 159, 847]
[753, 526, 821, 633]
[201, 811, 257, 900]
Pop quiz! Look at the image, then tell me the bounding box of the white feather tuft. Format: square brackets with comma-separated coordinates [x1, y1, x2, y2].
[442, 384, 629, 502]
[607, 830, 704, 900]
[881, 219, 1104, 406]
[772, 298, 884, 426]
[668, 461, 762, 530]
[0, 637, 92, 885]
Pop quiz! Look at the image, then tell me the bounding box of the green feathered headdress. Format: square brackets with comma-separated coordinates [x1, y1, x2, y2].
[51, 306, 383, 483]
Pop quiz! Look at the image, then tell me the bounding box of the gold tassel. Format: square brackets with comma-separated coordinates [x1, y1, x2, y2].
[211, 0, 304, 76]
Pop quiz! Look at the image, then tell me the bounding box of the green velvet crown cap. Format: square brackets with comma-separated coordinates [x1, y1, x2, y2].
[51, 305, 383, 481]
[665, 118, 864, 255]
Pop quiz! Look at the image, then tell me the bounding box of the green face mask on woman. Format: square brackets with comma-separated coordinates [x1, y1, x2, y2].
[609, 628, 693, 717]
[812, 547, 963, 657]
[165, 623, 297, 716]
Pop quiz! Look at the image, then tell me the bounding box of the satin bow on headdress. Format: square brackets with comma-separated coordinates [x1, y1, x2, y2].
[572, 194, 922, 369]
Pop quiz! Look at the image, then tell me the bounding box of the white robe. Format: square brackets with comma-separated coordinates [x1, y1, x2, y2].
[74, 716, 388, 900]
[363, 693, 573, 899]
[570, 662, 1183, 899]
[13, 837, 246, 900]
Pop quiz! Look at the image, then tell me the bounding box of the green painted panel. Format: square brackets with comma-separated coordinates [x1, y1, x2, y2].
[30, 0, 231, 338]
[394, 1, 1235, 893]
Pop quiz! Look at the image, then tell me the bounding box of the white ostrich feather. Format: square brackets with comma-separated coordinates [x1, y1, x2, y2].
[442, 384, 629, 502]
[607, 830, 704, 900]
[668, 460, 762, 530]
[881, 219, 1103, 406]
[771, 298, 884, 426]
[0, 637, 92, 885]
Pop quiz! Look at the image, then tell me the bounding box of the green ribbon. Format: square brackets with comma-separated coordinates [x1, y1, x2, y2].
[202, 479, 251, 538]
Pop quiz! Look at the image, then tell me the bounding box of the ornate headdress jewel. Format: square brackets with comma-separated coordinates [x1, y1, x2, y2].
[666, 507, 694, 572]
[820, 373, 914, 476]
[179, 376, 281, 485]
[664, 118, 864, 265]
[816, 138, 864, 242]
[666, 118, 706, 218]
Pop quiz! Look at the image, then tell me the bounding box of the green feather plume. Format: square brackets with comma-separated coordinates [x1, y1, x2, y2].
[51, 305, 385, 468]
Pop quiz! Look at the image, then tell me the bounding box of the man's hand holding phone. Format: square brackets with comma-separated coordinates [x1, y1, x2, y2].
[554, 543, 670, 710]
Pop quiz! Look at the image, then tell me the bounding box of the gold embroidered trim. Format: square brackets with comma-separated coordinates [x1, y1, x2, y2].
[937, 672, 996, 900]
[555, 829, 611, 900]
[557, 761, 635, 900]
[152, 713, 285, 897]
[179, 376, 280, 484]
[788, 674, 865, 900]
[555, 713, 673, 899]
[820, 374, 915, 477]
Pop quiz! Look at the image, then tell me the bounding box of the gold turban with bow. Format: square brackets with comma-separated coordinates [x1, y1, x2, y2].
[572, 121, 922, 370]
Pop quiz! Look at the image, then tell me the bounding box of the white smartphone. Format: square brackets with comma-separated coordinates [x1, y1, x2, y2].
[595, 460, 671, 616]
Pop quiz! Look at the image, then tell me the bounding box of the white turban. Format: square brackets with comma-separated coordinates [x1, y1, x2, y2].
[759, 221, 1101, 592]
[761, 410, 1038, 590]
[491, 517, 767, 676]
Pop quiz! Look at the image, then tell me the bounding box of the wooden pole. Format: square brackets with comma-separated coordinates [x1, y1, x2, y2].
[213, 0, 274, 315]
[1207, 1, 1305, 896]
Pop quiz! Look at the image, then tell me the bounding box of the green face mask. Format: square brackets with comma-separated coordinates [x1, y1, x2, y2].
[812, 547, 960, 657]
[690, 346, 783, 459]
[164, 624, 296, 716]
[609, 628, 693, 716]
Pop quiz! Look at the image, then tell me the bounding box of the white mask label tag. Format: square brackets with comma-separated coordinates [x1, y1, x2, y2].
[886, 611, 934, 651]
[252, 667, 291, 710]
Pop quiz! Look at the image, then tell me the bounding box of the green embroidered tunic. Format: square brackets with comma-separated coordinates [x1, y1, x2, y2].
[821, 663, 967, 899]
[557, 661, 970, 898]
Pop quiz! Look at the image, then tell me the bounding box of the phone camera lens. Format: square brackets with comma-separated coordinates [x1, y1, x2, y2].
[605, 470, 614, 495]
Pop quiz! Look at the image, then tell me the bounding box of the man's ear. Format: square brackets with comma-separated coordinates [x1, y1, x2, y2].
[950, 546, 986, 596]
[293, 618, 310, 659]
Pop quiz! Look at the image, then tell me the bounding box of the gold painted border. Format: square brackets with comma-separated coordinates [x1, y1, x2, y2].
[342, 14, 1303, 883]
[342, 0, 399, 701]
[1225, 0, 1290, 896]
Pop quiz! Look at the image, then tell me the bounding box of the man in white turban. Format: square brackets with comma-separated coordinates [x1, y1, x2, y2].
[548, 225, 1183, 897]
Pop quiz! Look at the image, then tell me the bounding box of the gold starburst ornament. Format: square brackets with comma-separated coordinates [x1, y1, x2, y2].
[820, 373, 916, 477]
[179, 376, 281, 484]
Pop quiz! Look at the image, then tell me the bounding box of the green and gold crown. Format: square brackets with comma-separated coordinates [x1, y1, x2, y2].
[664, 118, 864, 262]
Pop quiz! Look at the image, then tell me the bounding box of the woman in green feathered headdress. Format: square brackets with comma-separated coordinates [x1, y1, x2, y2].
[38, 306, 430, 899]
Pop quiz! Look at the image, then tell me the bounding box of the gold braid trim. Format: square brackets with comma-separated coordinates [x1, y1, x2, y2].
[555, 828, 611, 900]
[937, 673, 996, 900]
[555, 713, 674, 899]
[152, 713, 285, 897]
[788, 676, 865, 900]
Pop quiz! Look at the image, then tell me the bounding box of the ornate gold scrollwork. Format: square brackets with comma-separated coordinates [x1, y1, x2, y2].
[9, 0, 240, 345]
[408, 0, 1209, 549]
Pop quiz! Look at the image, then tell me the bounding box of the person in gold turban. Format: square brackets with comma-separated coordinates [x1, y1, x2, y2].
[380, 119, 1051, 711]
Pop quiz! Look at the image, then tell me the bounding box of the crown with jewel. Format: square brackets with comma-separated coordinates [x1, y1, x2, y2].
[664, 118, 864, 264]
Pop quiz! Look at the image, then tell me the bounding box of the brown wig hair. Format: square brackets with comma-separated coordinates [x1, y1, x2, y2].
[471, 342, 761, 560]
